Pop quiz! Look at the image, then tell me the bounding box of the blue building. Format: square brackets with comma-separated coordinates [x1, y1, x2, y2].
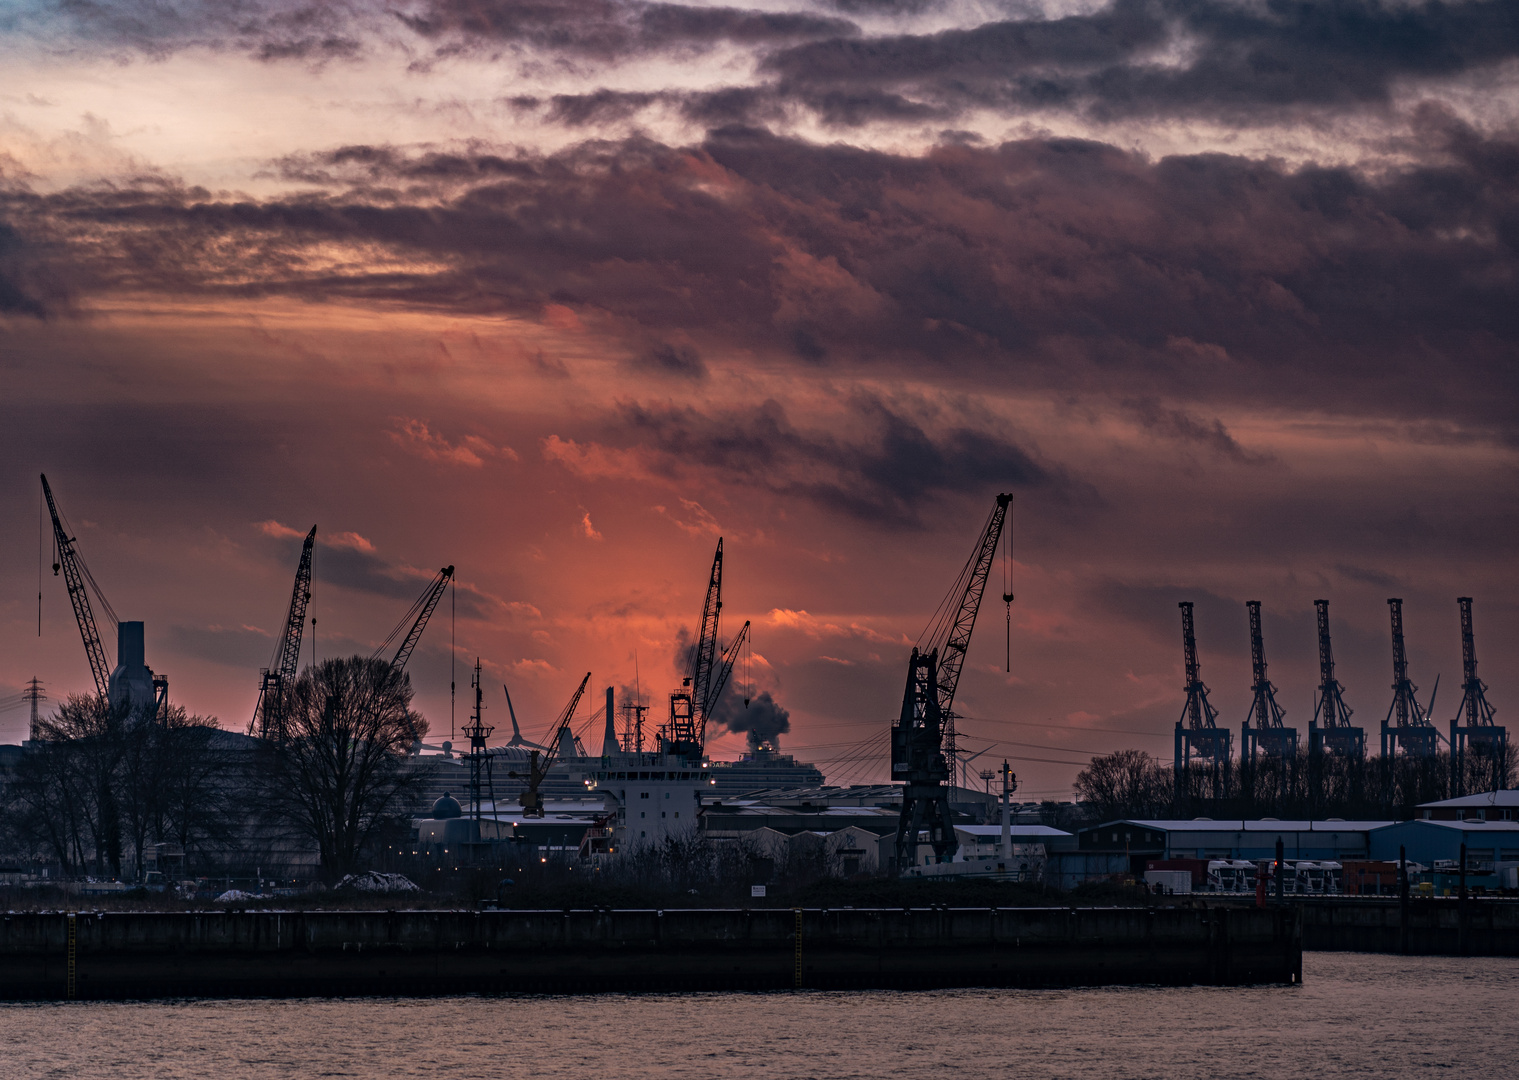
[1368, 819, 1519, 870]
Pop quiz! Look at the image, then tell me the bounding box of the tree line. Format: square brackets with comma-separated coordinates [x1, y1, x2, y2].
[1075, 744, 1515, 824]
[1, 656, 426, 884]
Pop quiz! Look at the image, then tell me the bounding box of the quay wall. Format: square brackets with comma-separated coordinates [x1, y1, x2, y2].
[1299, 898, 1519, 956]
[0, 905, 1300, 999]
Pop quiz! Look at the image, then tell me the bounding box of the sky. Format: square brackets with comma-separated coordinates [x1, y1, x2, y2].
[1, 0, 1516, 799]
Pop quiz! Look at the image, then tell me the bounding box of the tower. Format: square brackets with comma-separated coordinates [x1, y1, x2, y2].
[1240, 601, 1295, 803]
[1450, 598, 1507, 796]
[1174, 601, 1231, 804]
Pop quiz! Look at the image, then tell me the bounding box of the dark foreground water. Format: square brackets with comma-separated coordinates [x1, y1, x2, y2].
[1, 953, 1512, 1080]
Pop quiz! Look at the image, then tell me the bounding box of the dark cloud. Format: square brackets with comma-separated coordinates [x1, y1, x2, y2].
[397, 0, 857, 60]
[628, 341, 708, 379]
[614, 394, 1055, 526]
[5, 120, 1518, 434]
[710, 688, 791, 750]
[761, 0, 1519, 124]
[165, 623, 275, 669]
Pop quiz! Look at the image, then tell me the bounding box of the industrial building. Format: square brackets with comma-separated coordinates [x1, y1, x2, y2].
[1075, 819, 1394, 880]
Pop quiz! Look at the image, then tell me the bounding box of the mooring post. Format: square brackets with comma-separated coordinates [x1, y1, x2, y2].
[1458, 842, 1469, 957]
[792, 908, 803, 989]
[1398, 844, 1409, 956]
[65, 911, 77, 1000]
[1275, 838, 1285, 903]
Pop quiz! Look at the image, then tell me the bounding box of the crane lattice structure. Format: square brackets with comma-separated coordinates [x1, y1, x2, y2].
[1381, 598, 1438, 760]
[250, 525, 316, 742]
[1240, 601, 1295, 799]
[1309, 599, 1364, 759]
[1174, 601, 1231, 803]
[372, 566, 455, 676]
[893, 493, 1011, 873]
[1450, 597, 1506, 796]
[40, 474, 116, 703]
[661, 537, 751, 761]
[518, 672, 592, 817]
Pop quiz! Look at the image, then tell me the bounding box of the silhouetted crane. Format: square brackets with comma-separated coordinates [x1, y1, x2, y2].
[372, 566, 454, 676]
[1381, 598, 1438, 760]
[1450, 597, 1506, 796]
[1174, 601, 1230, 803]
[661, 538, 751, 760]
[1241, 600, 1295, 801]
[40, 474, 116, 703]
[893, 493, 1011, 873]
[518, 672, 592, 817]
[250, 525, 315, 742]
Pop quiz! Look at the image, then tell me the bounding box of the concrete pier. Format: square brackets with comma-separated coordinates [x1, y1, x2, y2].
[1299, 898, 1519, 956]
[0, 906, 1300, 999]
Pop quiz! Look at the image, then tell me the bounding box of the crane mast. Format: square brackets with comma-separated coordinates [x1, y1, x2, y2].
[664, 538, 750, 760]
[1309, 599, 1363, 757]
[251, 525, 315, 742]
[1381, 598, 1436, 760]
[892, 494, 1011, 873]
[1174, 601, 1230, 803]
[40, 474, 114, 702]
[1450, 597, 1505, 796]
[1241, 601, 1295, 800]
[519, 672, 592, 817]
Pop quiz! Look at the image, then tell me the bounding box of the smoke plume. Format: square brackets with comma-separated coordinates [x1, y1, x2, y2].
[710, 689, 791, 752]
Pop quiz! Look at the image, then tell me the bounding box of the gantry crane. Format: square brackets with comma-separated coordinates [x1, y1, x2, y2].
[372, 566, 455, 676]
[1381, 598, 1438, 760]
[518, 672, 592, 817]
[250, 525, 316, 742]
[1174, 601, 1230, 803]
[660, 537, 751, 760]
[1450, 597, 1506, 796]
[1310, 599, 1364, 758]
[40, 474, 116, 703]
[893, 493, 1011, 873]
[1241, 600, 1295, 800]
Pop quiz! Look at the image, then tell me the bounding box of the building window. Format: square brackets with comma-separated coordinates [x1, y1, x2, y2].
[640, 812, 645, 818]
[641, 792, 650, 799]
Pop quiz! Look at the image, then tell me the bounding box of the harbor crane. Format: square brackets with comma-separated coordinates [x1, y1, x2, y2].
[250, 525, 316, 742]
[893, 493, 1011, 873]
[1174, 601, 1230, 804]
[517, 671, 592, 817]
[1241, 600, 1295, 800]
[660, 537, 751, 761]
[1381, 598, 1439, 760]
[372, 566, 455, 676]
[41, 474, 115, 703]
[1450, 597, 1506, 796]
[1309, 599, 1364, 758]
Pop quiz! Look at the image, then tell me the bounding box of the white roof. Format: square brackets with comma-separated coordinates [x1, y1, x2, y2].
[957, 824, 1070, 837]
[1374, 819, 1519, 834]
[1112, 819, 1393, 832]
[1417, 790, 1519, 809]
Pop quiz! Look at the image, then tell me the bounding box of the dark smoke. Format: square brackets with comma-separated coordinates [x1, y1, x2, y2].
[710, 689, 791, 752]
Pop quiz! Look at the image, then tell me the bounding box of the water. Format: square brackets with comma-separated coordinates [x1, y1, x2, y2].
[0, 953, 1512, 1079]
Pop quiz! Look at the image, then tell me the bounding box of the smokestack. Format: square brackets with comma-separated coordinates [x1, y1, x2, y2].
[602, 685, 619, 756]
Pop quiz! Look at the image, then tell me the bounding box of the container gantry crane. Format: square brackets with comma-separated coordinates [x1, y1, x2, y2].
[1174, 601, 1230, 804]
[1450, 597, 1506, 796]
[250, 525, 316, 742]
[1381, 598, 1439, 761]
[1241, 600, 1295, 801]
[892, 493, 1011, 873]
[1309, 599, 1364, 759]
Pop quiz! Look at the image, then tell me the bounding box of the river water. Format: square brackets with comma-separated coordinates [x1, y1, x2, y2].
[0, 953, 1512, 1079]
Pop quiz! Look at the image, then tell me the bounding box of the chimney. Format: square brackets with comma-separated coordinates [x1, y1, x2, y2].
[602, 686, 620, 756]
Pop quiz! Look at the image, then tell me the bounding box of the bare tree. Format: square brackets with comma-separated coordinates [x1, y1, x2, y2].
[1074, 749, 1172, 822]
[260, 657, 427, 882]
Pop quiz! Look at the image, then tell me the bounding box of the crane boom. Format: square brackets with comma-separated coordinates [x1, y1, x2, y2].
[373, 566, 454, 674]
[920, 494, 1012, 717]
[40, 474, 114, 702]
[519, 671, 592, 816]
[689, 539, 724, 723]
[251, 525, 316, 740]
[696, 619, 750, 749]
